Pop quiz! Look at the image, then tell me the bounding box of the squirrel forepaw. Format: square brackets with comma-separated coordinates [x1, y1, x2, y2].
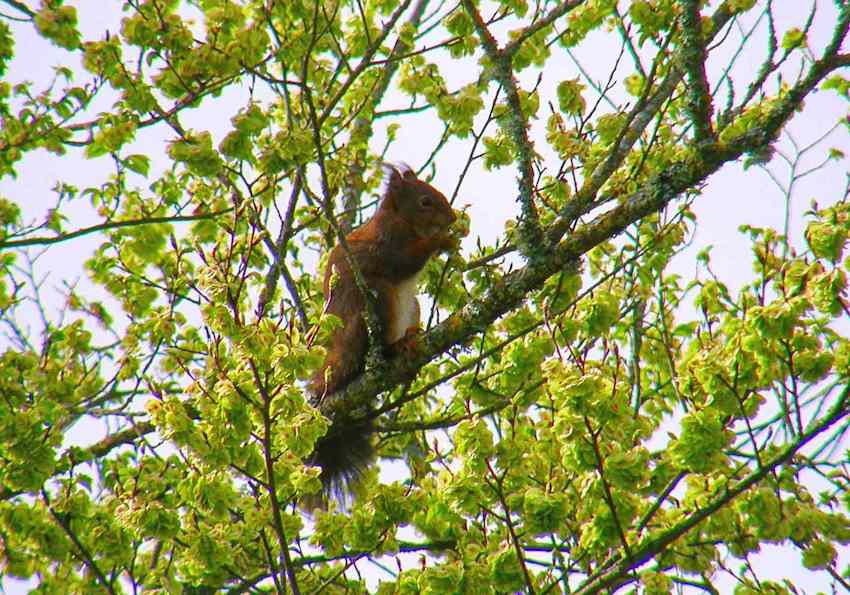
[438, 235, 460, 253]
[392, 325, 422, 357]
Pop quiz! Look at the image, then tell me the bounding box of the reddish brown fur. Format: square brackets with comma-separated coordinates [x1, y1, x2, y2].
[309, 165, 456, 398]
[305, 165, 456, 507]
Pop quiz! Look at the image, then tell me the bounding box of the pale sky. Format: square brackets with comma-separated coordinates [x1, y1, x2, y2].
[1, 1, 848, 592]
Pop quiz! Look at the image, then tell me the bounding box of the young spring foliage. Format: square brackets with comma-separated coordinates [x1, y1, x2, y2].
[0, 0, 849, 593]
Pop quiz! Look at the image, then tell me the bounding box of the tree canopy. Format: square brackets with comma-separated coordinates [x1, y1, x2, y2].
[1, 0, 850, 593]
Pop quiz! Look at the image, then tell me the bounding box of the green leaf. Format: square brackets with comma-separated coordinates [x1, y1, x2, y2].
[781, 27, 806, 51]
[489, 548, 526, 592]
[728, 0, 758, 13]
[806, 221, 847, 262]
[822, 75, 850, 97]
[34, 5, 81, 50]
[556, 78, 586, 116]
[801, 539, 836, 570]
[124, 154, 150, 176]
[483, 132, 513, 169]
[523, 487, 567, 534]
[670, 411, 729, 473]
[167, 131, 223, 177]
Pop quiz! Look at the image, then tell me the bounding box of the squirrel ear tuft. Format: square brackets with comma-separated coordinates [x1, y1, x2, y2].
[381, 163, 403, 209]
[382, 161, 416, 183]
[381, 162, 418, 210]
[395, 162, 416, 180]
[381, 162, 401, 186]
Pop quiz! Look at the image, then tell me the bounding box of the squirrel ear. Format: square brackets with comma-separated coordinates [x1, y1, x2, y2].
[382, 161, 416, 183]
[381, 162, 401, 184]
[381, 162, 418, 211]
[395, 162, 417, 180]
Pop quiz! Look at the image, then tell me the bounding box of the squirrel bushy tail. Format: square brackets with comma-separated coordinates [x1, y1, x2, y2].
[303, 414, 375, 510]
[304, 311, 373, 510]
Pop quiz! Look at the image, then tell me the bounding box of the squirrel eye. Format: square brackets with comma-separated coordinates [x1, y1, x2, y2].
[419, 195, 433, 207]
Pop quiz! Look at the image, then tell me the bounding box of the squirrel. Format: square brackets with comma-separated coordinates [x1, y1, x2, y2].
[306, 162, 457, 509]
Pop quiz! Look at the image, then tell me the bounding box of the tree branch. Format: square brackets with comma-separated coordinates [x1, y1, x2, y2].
[0, 209, 232, 250]
[319, 32, 850, 429]
[678, 0, 715, 142]
[252, 360, 302, 595]
[339, 0, 431, 232]
[549, 1, 737, 239]
[461, 0, 544, 260]
[503, 0, 584, 58]
[43, 489, 118, 595]
[256, 172, 306, 325]
[571, 384, 850, 594]
[0, 0, 35, 18]
[317, 0, 414, 127]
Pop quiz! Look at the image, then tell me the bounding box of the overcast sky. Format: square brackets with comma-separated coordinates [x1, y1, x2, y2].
[1, 1, 848, 592]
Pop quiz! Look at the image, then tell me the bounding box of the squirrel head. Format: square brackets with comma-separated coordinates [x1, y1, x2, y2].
[381, 163, 456, 237]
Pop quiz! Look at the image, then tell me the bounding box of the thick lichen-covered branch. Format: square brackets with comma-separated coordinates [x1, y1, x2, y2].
[461, 0, 545, 260]
[552, 1, 736, 237]
[320, 34, 850, 428]
[678, 0, 715, 141]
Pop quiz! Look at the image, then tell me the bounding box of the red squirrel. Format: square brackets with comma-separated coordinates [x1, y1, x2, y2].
[307, 163, 456, 508]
